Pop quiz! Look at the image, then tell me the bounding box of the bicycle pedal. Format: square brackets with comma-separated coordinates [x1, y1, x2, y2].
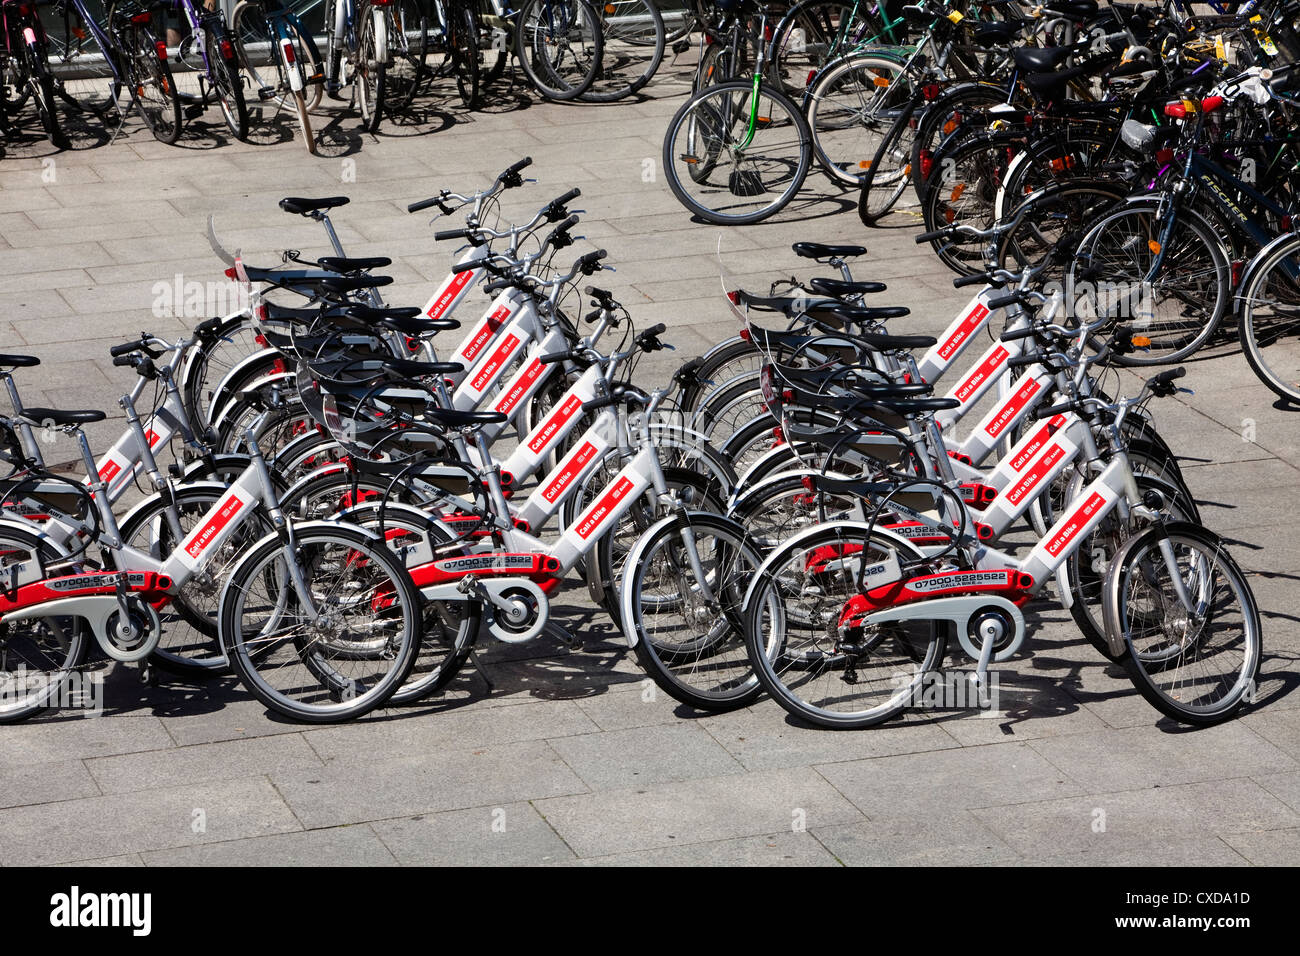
[258, 86, 275, 100]
[671, 39, 690, 55]
[183, 103, 205, 120]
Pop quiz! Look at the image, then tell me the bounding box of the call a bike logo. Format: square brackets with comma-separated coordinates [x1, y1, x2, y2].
[50, 886, 151, 936]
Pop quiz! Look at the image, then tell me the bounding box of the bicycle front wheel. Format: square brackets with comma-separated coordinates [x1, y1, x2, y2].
[1238, 234, 1300, 404]
[805, 52, 912, 187]
[514, 0, 604, 100]
[1069, 204, 1230, 365]
[663, 79, 812, 225]
[621, 511, 766, 711]
[219, 524, 423, 722]
[1105, 522, 1262, 726]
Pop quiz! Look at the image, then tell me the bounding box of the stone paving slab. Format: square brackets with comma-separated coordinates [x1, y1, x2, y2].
[0, 58, 1297, 866]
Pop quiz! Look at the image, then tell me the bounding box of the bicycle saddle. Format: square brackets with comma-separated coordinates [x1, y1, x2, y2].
[807, 278, 887, 298]
[805, 303, 911, 328]
[792, 242, 867, 260]
[973, 19, 1025, 47]
[319, 275, 394, 295]
[376, 357, 465, 379]
[0, 354, 40, 368]
[1042, 0, 1099, 19]
[339, 306, 460, 337]
[426, 407, 508, 428]
[1012, 46, 1075, 74]
[318, 255, 392, 273]
[21, 407, 107, 426]
[280, 197, 351, 215]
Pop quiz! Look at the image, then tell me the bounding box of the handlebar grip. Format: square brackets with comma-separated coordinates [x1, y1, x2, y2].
[435, 228, 471, 241]
[551, 187, 581, 208]
[988, 293, 1022, 311]
[916, 229, 948, 243]
[539, 350, 572, 365]
[1035, 400, 1077, 420]
[450, 259, 481, 274]
[110, 340, 142, 357]
[112, 354, 137, 366]
[1005, 354, 1041, 370]
[999, 324, 1038, 342]
[506, 157, 533, 176]
[644, 323, 667, 337]
[408, 197, 440, 213]
[952, 273, 989, 288]
[555, 213, 579, 231]
[483, 277, 515, 294]
[578, 250, 608, 273]
[1152, 366, 1186, 384]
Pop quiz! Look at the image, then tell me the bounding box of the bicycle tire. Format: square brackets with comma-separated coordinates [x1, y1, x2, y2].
[1238, 233, 1300, 405]
[663, 78, 813, 225]
[581, 0, 665, 102]
[219, 523, 423, 722]
[513, 0, 604, 100]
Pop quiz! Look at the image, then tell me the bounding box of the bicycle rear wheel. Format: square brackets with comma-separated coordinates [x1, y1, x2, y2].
[0, 527, 87, 724]
[742, 522, 944, 729]
[581, 0, 664, 102]
[1238, 234, 1300, 405]
[514, 0, 603, 100]
[858, 98, 917, 225]
[386, 0, 432, 108]
[116, 16, 182, 143]
[663, 79, 812, 225]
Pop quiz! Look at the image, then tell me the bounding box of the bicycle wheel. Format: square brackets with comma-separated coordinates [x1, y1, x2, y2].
[49, 1, 118, 115]
[219, 523, 422, 722]
[231, 1, 320, 152]
[204, 23, 250, 140]
[445, 1, 481, 107]
[336, 501, 482, 704]
[805, 52, 911, 187]
[742, 522, 944, 729]
[664, 79, 812, 225]
[356, 1, 387, 133]
[1104, 522, 1262, 726]
[921, 130, 1019, 275]
[581, 0, 664, 102]
[513, 0, 603, 101]
[858, 97, 917, 225]
[768, 0, 878, 100]
[24, 39, 68, 148]
[910, 82, 1009, 203]
[117, 17, 182, 143]
[621, 511, 766, 711]
[992, 181, 1125, 277]
[1065, 474, 1199, 662]
[386, 0, 431, 108]
[0, 526, 87, 724]
[1069, 204, 1230, 365]
[1238, 233, 1300, 405]
[118, 483, 276, 676]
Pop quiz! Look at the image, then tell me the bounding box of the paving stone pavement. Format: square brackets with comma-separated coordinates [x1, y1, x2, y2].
[0, 59, 1297, 867]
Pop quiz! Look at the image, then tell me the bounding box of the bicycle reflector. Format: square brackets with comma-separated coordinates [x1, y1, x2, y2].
[155, 40, 169, 61]
[1131, 335, 1152, 348]
[220, 38, 235, 59]
[130, 11, 151, 24]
